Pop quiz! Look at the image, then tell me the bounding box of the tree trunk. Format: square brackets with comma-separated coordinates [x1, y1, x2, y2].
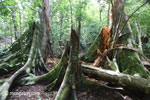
[82, 64, 150, 94]
[55, 29, 79, 100]
[0, 1, 55, 100]
[0, 24, 37, 100]
[59, 13, 64, 48]
[10, 19, 13, 44]
[41, 0, 54, 59]
[19, 8, 22, 36]
[12, 10, 18, 40]
[112, 0, 149, 78]
[135, 20, 143, 53]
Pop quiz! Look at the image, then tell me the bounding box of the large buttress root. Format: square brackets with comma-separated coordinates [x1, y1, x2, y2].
[18, 43, 69, 86]
[55, 29, 79, 100]
[44, 43, 69, 91]
[0, 23, 37, 100]
[0, 24, 35, 75]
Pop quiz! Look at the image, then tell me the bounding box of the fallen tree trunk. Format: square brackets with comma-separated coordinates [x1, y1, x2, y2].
[82, 64, 150, 94]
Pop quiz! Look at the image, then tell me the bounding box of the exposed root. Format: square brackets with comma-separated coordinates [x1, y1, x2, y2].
[38, 49, 49, 72]
[45, 43, 69, 91]
[0, 23, 35, 75]
[55, 29, 79, 100]
[34, 44, 68, 84]
[18, 43, 69, 86]
[0, 26, 37, 100]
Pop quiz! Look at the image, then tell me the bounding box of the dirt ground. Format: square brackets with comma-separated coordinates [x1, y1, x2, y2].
[7, 83, 134, 100]
[6, 57, 133, 100]
[1, 57, 149, 100]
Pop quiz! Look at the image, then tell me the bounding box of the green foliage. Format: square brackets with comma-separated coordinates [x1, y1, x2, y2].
[125, 0, 150, 56]
[0, 0, 149, 57]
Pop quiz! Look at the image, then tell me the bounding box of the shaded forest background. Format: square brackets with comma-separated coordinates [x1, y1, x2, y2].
[0, 0, 150, 100]
[0, 0, 149, 57]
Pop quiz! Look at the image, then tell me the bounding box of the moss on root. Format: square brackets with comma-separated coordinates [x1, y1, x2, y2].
[35, 55, 68, 84]
[0, 23, 36, 75]
[118, 50, 150, 78]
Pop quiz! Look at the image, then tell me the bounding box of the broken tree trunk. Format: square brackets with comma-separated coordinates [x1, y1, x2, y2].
[82, 64, 150, 94]
[97, 0, 150, 78]
[55, 29, 79, 100]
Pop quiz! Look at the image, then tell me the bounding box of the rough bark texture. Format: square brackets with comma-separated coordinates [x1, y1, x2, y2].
[114, 0, 149, 78]
[55, 29, 79, 100]
[0, 23, 37, 100]
[41, 0, 54, 60]
[82, 64, 150, 94]
[0, 23, 35, 75]
[12, 10, 18, 40]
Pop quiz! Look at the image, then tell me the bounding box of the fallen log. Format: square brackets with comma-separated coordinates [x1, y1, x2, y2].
[81, 64, 150, 94]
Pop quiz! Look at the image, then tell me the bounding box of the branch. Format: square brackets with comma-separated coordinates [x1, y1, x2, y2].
[103, 46, 150, 64]
[120, 0, 149, 34]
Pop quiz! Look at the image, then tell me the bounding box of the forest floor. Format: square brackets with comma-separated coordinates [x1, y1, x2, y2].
[7, 83, 132, 100]
[4, 58, 134, 100]
[0, 38, 148, 100]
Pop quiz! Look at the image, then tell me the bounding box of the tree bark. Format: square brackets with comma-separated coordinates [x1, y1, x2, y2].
[100, 0, 150, 78]
[135, 20, 143, 53]
[41, 0, 54, 59]
[11, 10, 18, 40]
[82, 64, 150, 94]
[0, 25, 37, 100]
[55, 29, 79, 100]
